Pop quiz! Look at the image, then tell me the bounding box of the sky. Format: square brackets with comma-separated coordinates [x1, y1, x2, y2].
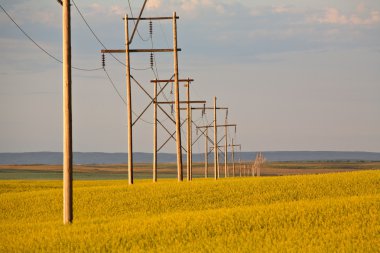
[1, 0, 380, 153]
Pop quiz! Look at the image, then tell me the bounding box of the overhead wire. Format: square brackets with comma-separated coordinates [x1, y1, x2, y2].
[147, 15, 173, 108]
[125, 0, 173, 110]
[74, 1, 200, 136]
[103, 68, 127, 105]
[0, 3, 102, 72]
[103, 67, 154, 125]
[127, 0, 150, 42]
[158, 20, 171, 48]
[71, 0, 150, 71]
[71, 0, 154, 125]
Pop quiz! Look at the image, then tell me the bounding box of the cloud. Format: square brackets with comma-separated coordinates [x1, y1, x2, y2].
[179, 0, 228, 16]
[147, 0, 162, 9]
[2, 2, 61, 28]
[110, 5, 125, 16]
[318, 8, 349, 25]
[351, 11, 380, 25]
[312, 5, 380, 26]
[272, 5, 295, 14]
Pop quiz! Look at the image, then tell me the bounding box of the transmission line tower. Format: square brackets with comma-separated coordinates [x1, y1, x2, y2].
[101, 12, 182, 184]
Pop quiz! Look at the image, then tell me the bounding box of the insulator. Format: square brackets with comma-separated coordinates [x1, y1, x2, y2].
[102, 53, 105, 68]
[150, 53, 154, 68]
[149, 20, 153, 38]
[171, 104, 174, 115]
[170, 84, 173, 95]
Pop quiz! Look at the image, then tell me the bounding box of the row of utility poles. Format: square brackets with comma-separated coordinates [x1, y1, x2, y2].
[61, 1, 253, 225]
[101, 10, 243, 184]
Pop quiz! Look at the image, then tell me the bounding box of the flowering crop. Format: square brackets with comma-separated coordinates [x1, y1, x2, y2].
[0, 170, 379, 252]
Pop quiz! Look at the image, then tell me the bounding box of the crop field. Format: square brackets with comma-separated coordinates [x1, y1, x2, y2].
[0, 170, 379, 252]
[1, 161, 379, 180]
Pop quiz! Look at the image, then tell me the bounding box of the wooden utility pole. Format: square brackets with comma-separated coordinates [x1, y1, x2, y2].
[189, 107, 193, 180]
[198, 123, 236, 178]
[185, 105, 227, 178]
[155, 99, 204, 180]
[151, 78, 194, 174]
[232, 139, 235, 177]
[185, 79, 194, 181]
[198, 124, 236, 179]
[229, 141, 241, 177]
[125, 14, 133, 185]
[173, 12, 183, 181]
[239, 158, 242, 177]
[211, 142, 240, 177]
[213, 97, 218, 179]
[193, 98, 226, 179]
[222, 113, 236, 178]
[253, 153, 263, 177]
[63, 0, 73, 225]
[224, 114, 228, 177]
[205, 128, 209, 178]
[153, 80, 157, 182]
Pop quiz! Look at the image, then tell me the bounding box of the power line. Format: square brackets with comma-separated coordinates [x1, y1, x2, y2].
[103, 67, 154, 125]
[71, 0, 150, 71]
[149, 21, 173, 103]
[0, 3, 102, 72]
[158, 20, 171, 48]
[103, 68, 127, 105]
[127, 0, 149, 42]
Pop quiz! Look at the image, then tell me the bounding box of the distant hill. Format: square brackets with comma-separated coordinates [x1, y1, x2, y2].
[0, 151, 379, 165]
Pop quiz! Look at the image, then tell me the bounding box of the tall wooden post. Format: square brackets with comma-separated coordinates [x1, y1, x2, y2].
[224, 114, 228, 178]
[153, 80, 157, 182]
[189, 106, 193, 180]
[63, 0, 73, 225]
[125, 14, 133, 185]
[205, 128, 208, 178]
[173, 12, 183, 181]
[232, 138, 235, 177]
[186, 80, 191, 181]
[213, 96, 218, 180]
[239, 158, 242, 177]
[257, 152, 262, 177]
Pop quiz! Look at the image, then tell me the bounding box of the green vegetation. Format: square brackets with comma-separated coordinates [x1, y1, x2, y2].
[1, 170, 379, 252]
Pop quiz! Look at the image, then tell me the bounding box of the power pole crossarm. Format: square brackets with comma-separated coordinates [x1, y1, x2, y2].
[196, 124, 237, 128]
[101, 48, 181, 53]
[155, 101, 206, 104]
[126, 16, 179, 20]
[151, 79, 193, 83]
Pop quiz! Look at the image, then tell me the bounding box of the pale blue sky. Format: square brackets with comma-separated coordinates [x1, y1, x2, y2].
[1, 0, 379, 153]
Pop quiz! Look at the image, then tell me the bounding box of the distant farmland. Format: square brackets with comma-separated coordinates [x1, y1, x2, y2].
[0, 161, 379, 180]
[1, 170, 379, 252]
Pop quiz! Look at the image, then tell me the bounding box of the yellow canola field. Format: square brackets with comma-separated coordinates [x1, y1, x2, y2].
[0, 170, 379, 252]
